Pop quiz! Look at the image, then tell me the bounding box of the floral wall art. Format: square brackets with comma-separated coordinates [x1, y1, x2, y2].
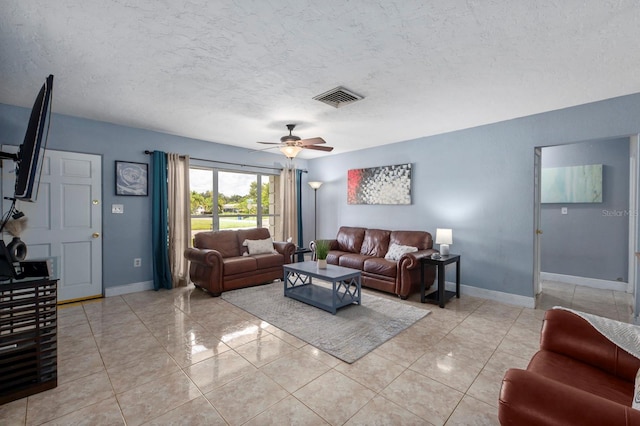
[347, 163, 412, 205]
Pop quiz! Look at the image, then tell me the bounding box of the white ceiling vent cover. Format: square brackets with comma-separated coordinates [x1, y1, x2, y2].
[313, 86, 364, 108]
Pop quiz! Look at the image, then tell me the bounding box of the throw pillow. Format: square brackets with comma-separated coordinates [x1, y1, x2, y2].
[634, 368, 640, 410]
[384, 243, 418, 261]
[243, 238, 277, 255]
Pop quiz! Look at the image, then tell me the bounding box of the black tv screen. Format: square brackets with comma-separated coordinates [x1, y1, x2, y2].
[14, 74, 54, 202]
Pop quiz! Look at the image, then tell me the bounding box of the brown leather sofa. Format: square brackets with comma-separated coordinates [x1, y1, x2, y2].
[312, 226, 437, 299]
[184, 228, 295, 296]
[499, 308, 640, 425]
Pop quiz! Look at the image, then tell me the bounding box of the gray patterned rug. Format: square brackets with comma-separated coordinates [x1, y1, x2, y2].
[221, 282, 430, 363]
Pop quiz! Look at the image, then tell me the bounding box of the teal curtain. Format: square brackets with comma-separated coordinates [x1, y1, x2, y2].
[296, 169, 304, 260]
[151, 151, 172, 290]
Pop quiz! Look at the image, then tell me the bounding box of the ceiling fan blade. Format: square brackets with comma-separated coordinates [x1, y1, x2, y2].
[300, 137, 325, 146]
[304, 145, 334, 152]
[249, 145, 281, 153]
[257, 141, 281, 145]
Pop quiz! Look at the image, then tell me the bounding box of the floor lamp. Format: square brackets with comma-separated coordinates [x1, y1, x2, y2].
[308, 181, 323, 242]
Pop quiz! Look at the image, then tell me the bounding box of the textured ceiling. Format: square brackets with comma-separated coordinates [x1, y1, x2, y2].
[2, 1, 640, 159]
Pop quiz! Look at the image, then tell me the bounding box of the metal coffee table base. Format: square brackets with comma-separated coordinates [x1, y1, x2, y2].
[284, 261, 361, 314]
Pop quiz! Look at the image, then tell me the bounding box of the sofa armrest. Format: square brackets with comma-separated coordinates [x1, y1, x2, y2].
[310, 239, 339, 252]
[499, 368, 640, 426]
[273, 241, 295, 263]
[184, 247, 223, 266]
[401, 249, 439, 269]
[184, 247, 224, 295]
[541, 309, 640, 381]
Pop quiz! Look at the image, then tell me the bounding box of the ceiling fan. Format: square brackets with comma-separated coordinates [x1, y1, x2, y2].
[257, 124, 333, 158]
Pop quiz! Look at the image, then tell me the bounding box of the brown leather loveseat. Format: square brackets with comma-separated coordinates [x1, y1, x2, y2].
[499, 308, 640, 425]
[184, 228, 295, 296]
[313, 226, 437, 299]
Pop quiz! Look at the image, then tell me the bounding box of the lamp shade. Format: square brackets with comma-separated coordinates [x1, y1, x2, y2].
[435, 228, 453, 245]
[308, 181, 323, 190]
[280, 145, 302, 159]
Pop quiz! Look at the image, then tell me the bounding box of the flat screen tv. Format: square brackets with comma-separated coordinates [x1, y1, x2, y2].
[0, 74, 54, 280]
[13, 74, 54, 202]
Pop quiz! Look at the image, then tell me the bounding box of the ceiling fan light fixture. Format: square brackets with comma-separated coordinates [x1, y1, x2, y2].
[280, 145, 303, 158]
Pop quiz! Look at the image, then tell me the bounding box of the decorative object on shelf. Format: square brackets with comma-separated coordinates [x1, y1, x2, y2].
[115, 161, 148, 196]
[308, 181, 323, 242]
[3, 213, 28, 261]
[435, 228, 453, 255]
[347, 163, 412, 205]
[314, 239, 330, 269]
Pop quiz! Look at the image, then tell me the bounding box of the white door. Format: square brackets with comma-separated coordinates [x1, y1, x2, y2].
[2, 148, 102, 302]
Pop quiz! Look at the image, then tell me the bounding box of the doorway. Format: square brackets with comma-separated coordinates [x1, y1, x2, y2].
[533, 137, 638, 322]
[1, 148, 103, 303]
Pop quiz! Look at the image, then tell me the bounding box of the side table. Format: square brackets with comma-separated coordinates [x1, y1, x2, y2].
[420, 254, 460, 308]
[292, 247, 312, 263]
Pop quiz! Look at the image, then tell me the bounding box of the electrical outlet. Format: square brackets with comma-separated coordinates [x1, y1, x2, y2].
[134, 258, 141, 267]
[112, 204, 124, 214]
[561, 207, 568, 215]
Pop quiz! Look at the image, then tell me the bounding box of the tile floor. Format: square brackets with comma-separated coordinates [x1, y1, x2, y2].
[0, 280, 634, 425]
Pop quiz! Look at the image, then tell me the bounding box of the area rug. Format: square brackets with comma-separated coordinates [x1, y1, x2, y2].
[221, 282, 430, 363]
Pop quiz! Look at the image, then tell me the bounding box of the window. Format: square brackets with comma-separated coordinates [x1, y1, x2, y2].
[189, 168, 281, 239]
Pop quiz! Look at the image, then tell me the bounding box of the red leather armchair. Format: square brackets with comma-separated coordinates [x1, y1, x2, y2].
[499, 308, 640, 425]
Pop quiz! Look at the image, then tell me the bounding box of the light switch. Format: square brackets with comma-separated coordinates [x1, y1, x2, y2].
[112, 204, 124, 214]
[561, 207, 568, 215]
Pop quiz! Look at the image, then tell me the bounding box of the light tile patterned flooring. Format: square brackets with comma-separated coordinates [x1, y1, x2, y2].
[0, 280, 634, 425]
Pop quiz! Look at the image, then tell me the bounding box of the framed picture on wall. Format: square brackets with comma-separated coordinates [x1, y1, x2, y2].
[115, 161, 148, 196]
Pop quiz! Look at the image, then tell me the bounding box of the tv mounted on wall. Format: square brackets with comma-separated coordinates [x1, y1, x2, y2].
[0, 74, 54, 280]
[0, 74, 54, 202]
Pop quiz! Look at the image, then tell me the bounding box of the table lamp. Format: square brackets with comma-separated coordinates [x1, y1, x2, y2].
[435, 228, 453, 256]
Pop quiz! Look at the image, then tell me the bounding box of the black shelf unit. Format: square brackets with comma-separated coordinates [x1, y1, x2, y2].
[0, 278, 57, 405]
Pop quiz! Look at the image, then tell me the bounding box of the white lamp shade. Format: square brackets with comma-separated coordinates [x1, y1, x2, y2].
[280, 145, 303, 158]
[435, 228, 453, 245]
[308, 181, 323, 189]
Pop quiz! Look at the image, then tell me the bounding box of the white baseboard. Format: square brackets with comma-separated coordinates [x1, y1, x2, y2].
[105, 280, 154, 297]
[540, 272, 627, 292]
[443, 281, 535, 308]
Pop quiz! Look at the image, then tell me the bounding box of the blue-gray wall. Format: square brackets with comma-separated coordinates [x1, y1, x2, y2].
[3, 91, 640, 300]
[0, 104, 304, 290]
[540, 138, 629, 282]
[306, 93, 640, 298]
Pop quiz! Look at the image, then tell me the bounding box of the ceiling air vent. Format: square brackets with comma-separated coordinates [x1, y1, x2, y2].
[313, 86, 363, 108]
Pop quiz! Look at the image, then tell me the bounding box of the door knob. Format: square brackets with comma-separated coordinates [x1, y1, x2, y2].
[92, 200, 99, 205]
[536, 229, 543, 235]
[92, 232, 100, 238]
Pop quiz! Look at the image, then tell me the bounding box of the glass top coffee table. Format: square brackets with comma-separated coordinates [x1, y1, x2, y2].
[283, 261, 361, 314]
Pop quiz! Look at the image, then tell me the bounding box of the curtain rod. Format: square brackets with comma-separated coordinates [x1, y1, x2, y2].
[143, 150, 307, 172]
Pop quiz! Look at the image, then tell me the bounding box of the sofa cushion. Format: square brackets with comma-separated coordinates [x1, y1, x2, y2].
[360, 229, 391, 257]
[336, 226, 366, 253]
[390, 230, 432, 250]
[385, 243, 418, 261]
[338, 253, 371, 270]
[252, 253, 284, 269]
[223, 256, 258, 276]
[528, 350, 633, 406]
[195, 230, 240, 258]
[363, 257, 397, 278]
[327, 251, 348, 265]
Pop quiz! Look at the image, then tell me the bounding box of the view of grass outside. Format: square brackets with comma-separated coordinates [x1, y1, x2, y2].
[191, 216, 257, 231]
